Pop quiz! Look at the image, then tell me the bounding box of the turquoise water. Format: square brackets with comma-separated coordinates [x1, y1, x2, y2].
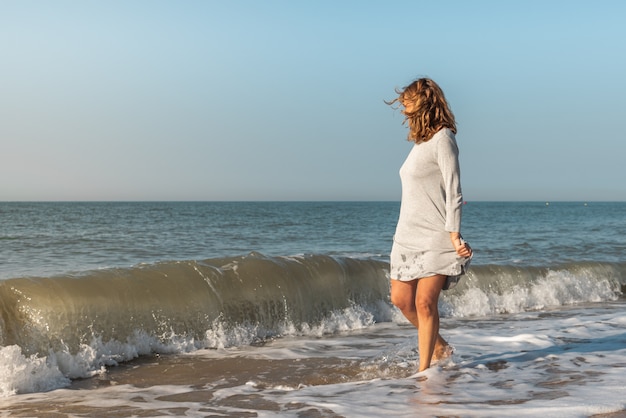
[1, 201, 397, 278]
[2, 201, 624, 279]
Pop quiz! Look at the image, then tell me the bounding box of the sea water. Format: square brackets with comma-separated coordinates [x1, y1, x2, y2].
[0, 201, 624, 417]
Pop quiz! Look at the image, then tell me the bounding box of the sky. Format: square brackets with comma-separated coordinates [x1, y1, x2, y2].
[1, 0, 625, 201]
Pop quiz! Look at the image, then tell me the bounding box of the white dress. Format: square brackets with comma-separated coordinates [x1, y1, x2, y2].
[390, 128, 470, 286]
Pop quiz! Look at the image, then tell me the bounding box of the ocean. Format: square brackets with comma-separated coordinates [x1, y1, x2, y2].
[0, 201, 624, 417]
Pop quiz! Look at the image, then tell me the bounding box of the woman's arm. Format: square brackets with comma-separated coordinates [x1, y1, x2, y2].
[437, 131, 463, 233]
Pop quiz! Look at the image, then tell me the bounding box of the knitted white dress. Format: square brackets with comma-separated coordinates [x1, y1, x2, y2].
[390, 128, 470, 285]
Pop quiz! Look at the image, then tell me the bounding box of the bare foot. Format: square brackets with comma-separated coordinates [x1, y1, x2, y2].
[432, 344, 453, 362]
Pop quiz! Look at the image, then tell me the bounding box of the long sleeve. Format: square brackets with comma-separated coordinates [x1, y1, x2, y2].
[437, 133, 463, 232]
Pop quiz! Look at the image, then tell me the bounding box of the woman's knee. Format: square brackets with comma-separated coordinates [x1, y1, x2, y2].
[390, 290, 410, 310]
[416, 298, 438, 318]
[389, 281, 415, 312]
[415, 275, 445, 317]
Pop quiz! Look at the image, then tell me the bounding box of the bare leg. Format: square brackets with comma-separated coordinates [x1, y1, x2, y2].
[415, 274, 447, 371]
[390, 278, 449, 364]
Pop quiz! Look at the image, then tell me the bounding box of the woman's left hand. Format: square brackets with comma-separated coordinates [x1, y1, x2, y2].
[455, 241, 472, 258]
[450, 233, 473, 258]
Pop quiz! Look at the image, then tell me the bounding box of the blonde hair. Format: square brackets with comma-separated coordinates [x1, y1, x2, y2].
[387, 78, 457, 143]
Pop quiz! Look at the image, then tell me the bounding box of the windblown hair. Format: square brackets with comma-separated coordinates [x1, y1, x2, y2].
[386, 78, 457, 143]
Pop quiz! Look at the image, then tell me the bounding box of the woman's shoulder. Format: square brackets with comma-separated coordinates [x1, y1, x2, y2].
[433, 127, 456, 141]
[432, 128, 459, 155]
[428, 128, 457, 147]
[418, 128, 457, 148]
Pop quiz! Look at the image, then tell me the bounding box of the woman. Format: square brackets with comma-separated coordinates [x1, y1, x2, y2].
[387, 78, 472, 372]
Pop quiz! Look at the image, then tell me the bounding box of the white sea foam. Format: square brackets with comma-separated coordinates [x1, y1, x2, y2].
[0, 302, 394, 397]
[0, 346, 69, 397]
[441, 268, 620, 317]
[221, 303, 626, 417]
[0, 302, 625, 416]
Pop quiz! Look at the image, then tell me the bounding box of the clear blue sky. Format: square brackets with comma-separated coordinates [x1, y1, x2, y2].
[1, 0, 625, 201]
